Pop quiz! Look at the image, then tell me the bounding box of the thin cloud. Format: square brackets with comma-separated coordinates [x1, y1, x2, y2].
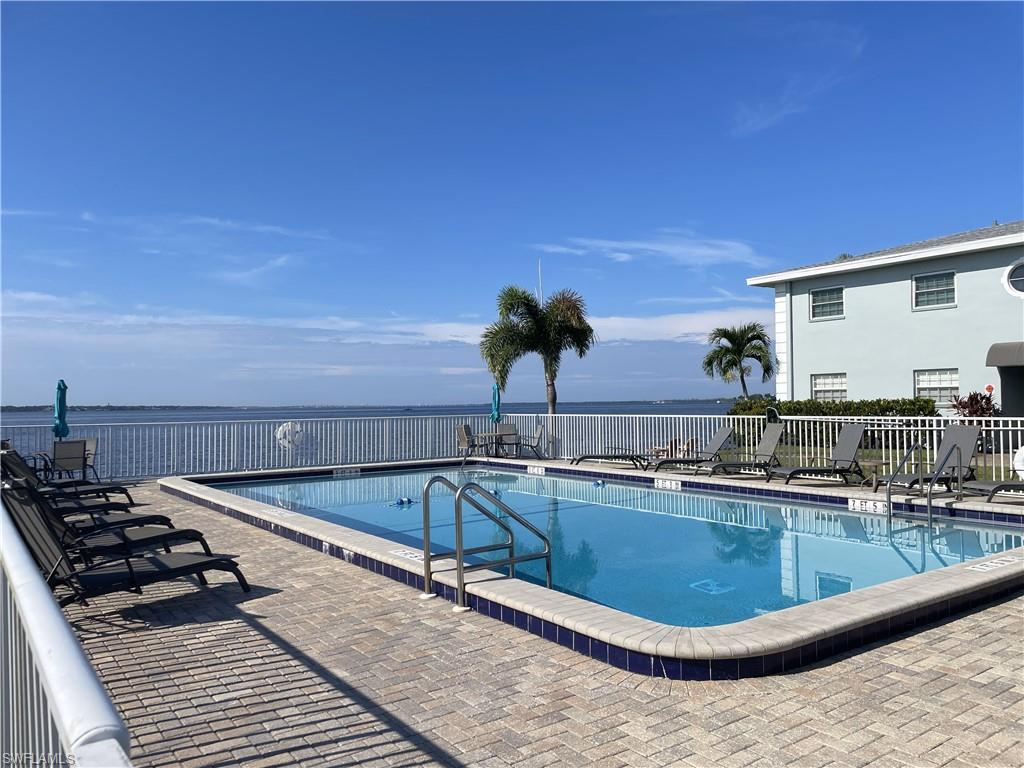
[638, 287, 768, 306]
[1, 208, 52, 216]
[732, 72, 845, 137]
[541, 230, 769, 268]
[731, 21, 865, 137]
[530, 243, 587, 255]
[439, 367, 487, 376]
[80, 211, 97, 222]
[183, 215, 333, 241]
[4, 290, 770, 348]
[17, 250, 79, 268]
[210, 255, 292, 286]
[592, 307, 774, 343]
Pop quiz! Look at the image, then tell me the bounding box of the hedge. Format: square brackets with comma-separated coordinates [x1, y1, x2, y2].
[727, 396, 938, 417]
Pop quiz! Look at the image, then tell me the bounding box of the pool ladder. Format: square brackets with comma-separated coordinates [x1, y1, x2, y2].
[885, 443, 965, 530]
[420, 476, 552, 611]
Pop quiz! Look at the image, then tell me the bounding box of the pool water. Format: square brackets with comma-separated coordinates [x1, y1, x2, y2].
[215, 468, 1023, 626]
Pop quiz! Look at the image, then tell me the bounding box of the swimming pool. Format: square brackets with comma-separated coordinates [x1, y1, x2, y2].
[213, 467, 1023, 627]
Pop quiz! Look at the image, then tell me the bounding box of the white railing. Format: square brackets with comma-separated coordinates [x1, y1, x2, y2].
[0, 500, 132, 767]
[504, 413, 1024, 482]
[3, 413, 1023, 482]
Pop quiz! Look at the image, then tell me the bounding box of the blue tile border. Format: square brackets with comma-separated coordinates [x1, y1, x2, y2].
[193, 458, 1023, 529]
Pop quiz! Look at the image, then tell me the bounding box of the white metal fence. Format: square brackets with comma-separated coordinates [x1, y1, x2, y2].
[3, 413, 1023, 482]
[1, 500, 132, 767]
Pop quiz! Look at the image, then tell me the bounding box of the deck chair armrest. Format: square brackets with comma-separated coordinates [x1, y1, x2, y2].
[75, 527, 130, 547]
[71, 553, 136, 572]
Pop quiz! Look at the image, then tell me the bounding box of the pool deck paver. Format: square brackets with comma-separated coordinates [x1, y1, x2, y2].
[65, 482, 1024, 768]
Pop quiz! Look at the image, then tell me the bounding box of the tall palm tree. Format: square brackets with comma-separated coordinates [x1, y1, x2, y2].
[480, 285, 596, 415]
[701, 322, 776, 399]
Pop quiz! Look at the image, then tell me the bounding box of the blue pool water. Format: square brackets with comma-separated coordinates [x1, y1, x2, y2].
[215, 468, 1023, 626]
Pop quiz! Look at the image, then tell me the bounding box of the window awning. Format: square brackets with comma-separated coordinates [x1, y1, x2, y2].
[986, 342, 1024, 367]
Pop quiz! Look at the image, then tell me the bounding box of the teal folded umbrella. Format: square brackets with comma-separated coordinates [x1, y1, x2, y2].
[490, 382, 502, 424]
[53, 379, 70, 440]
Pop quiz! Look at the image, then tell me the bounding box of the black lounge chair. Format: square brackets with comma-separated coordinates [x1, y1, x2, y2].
[693, 423, 785, 476]
[2, 482, 248, 606]
[961, 479, 1024, 503]
[5, 481, 211, 561]
[766, 423, 867, 485]
[651, 427, 734, 473]
[880, 424, 979, 492]
[2, 449, 135, 504]
[571, 449, 652, 471]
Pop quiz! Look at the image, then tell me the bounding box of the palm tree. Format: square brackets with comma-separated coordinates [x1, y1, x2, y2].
[701, 322, 776, 399]
[480, 285, 596, 415]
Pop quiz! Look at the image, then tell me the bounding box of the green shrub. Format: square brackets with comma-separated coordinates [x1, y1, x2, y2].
[727, 396, 938, 417]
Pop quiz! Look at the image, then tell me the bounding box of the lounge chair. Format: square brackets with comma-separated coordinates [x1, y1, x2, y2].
[571, 449, 652, 471]
[1, 449, 135, 504]
[766, 423, 866, 485]
[5, 481, 211, 561]
[2, 482, 248, 606]
[651, 427, 734, 473]
[879, 424, 979, 492]
[692, 423, 785, 476]
[961, 479, 1024, 503]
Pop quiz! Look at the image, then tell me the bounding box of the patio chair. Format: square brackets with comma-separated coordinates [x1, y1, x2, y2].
[2, 482, 248, 607]
[692, 423, 785, 476]
[879, 424, 979, 492]
[651, 427, 734, 473]
[456, 424, 482, 468]
[960, 479, 1024, 504]
[5, 481, 211, 562]
[49, 439, 93, 481]
[657, 436, 697, 460]
[519, 424, 546, 459]
[2, 449, 135, 504]
[496, 423, 520, 457]
[766, 423, 867, 485]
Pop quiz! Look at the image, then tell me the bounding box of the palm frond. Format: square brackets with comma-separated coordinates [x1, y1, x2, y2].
[480, 320, 531, 391]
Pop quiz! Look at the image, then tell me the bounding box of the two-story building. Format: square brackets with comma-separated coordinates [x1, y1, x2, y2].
[747, 221, 1024, 414]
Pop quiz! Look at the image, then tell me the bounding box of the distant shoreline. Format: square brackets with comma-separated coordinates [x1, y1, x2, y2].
[1, 398, 738, 412]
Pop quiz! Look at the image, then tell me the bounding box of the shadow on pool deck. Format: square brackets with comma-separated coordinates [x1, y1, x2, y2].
[71, 581, 468, 768]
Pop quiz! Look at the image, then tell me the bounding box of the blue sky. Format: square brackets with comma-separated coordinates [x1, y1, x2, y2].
[2, 2, 1022, 406]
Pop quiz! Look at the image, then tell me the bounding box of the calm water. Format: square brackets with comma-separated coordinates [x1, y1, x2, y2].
[0, 400, 731, 427]
[215, 468, 1022, 627]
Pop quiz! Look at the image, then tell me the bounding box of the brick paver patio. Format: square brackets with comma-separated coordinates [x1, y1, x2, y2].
[66, 483, 1024, 768]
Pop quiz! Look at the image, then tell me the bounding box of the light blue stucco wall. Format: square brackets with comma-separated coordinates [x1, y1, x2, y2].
[785, 245, 1024, 402]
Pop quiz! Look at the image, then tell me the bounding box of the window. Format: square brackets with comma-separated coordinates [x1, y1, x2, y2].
[810, 287, 844, 319]
[913, 271, 955, 309]
[816, 573, 852, 600]
[914, 368, 959, 402]
[1006, 262, 1024, 296]
[811, 373, 847, 402]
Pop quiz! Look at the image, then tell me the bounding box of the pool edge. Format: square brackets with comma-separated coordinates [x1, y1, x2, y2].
[158, 468, 1024, 680]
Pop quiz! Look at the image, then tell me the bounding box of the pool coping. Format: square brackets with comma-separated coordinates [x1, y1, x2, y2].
[158, 459, 1024, 679]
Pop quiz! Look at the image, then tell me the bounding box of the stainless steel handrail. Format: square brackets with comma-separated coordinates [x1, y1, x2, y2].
[886, 442, 923, 526]
[924, 444, 964, 530]
[421, 476, 514, 597]
[453, 482, 552, 609]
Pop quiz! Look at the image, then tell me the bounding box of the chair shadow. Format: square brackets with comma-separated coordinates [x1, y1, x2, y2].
[70, 579, 468, 768]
